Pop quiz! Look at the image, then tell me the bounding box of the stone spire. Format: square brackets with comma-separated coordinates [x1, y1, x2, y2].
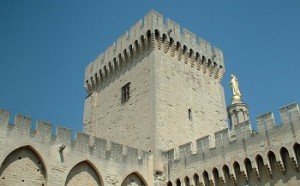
[227, 75, 249, 129]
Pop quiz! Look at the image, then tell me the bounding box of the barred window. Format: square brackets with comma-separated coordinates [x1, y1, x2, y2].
[121, 82, 131, 103]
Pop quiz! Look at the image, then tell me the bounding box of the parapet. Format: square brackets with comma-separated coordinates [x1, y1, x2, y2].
[256, 112, 275, 132]
[0, 109, 150, 164]
[163, 102, 300, 160]
[84, 10, 225, 93]
[279, 102, 300, 124]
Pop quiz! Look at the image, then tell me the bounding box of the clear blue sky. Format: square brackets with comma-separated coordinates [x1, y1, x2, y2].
[1, 1, 299, 133]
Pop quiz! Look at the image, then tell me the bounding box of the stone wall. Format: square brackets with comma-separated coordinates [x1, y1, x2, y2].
[1, 103, 299, 185]
[83, 48, 155, 152]
[0, 110, 152, 186]
[153, 44, 227, 152]
[163, 103, 300, 186]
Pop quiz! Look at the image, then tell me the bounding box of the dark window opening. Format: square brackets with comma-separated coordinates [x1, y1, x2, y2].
[188, 108, 192, 121]
[121, 82, 131, 103]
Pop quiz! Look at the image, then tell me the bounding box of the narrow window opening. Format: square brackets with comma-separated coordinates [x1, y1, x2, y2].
[121, 82, 131, 103]
[188, 108, 192, 121]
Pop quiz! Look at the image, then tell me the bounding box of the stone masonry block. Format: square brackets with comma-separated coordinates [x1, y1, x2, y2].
[0, 109, 10, 126]
[279, 103, 300, 124]
[36, 120, 52, 139]
[14, 114, 32, 133]
[256, 112, 275, 132]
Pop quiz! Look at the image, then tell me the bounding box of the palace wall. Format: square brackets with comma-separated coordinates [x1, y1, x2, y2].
[0, 103, 299, 185]
[0, 110, 152, 186]
[163, 103, 300, 186]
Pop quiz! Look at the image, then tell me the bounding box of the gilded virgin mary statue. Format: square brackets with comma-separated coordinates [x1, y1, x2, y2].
[230, 74, 242, 103]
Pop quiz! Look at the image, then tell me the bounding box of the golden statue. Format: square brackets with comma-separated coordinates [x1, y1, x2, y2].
[230, 74, 241, 103]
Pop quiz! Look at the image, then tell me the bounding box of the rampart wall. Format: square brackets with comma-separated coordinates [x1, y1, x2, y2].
[0, 110, 152, 186]
[163, 103, 300, 186]
[1, 103, 299, 185]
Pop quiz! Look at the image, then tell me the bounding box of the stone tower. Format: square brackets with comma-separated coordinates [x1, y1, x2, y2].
[83, 10, 227, 169]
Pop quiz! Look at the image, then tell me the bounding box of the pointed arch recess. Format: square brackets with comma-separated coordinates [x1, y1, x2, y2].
[212, 167, 220, 185]
[233, 161, 241, 175]
[121, 172, 148, 186]
[193, 173, 200, 186]
[294, 143, 300, 166]
[280, 147, 291, 171]
[65, 160, 103, 186]
[184, 176, 190, 186]
[0, 145, 47, 186]
[176, 178, 181, 186]
[202, 170, 210, 186]
[267, 151, 277, 169]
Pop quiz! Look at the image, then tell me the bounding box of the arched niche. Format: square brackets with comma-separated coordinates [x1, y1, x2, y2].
[121, 172, 147, 186]
[0, 145, 47, 186]
[233, 161, 246, 185]
[244, 158, 253, 176]
[184, 176, 190, 186]
[193, 173, 200, 186]
[267, 151, 277, 170]
[255, 155, 265, 172]
[65, 160, 102, 186]
[223, 164, 233, 185]
[176, 178, 181, 186]
[202, 171, 210, 186]
[233, 161, 241, 175]
[294, 143, 300, 166]
[212, 167, 220, 185]
[280, 147, 291, 172]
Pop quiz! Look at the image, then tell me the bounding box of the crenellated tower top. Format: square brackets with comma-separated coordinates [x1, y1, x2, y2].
[82, 10, 228, 171]
[84, 10, 225, 93]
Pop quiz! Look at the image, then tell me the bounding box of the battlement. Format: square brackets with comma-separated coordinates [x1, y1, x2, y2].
[163, 102, 300, 160]
[163, 103, 300, 185]
[84, 10, 225, 93]
[0, 109, 150, 164]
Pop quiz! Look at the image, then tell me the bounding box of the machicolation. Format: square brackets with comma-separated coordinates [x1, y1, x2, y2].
[85, 10, 225, 93]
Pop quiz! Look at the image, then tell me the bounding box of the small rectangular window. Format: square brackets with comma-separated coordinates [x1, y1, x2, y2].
[188, 108, 192, 121]
[121, 82, 131, 103]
